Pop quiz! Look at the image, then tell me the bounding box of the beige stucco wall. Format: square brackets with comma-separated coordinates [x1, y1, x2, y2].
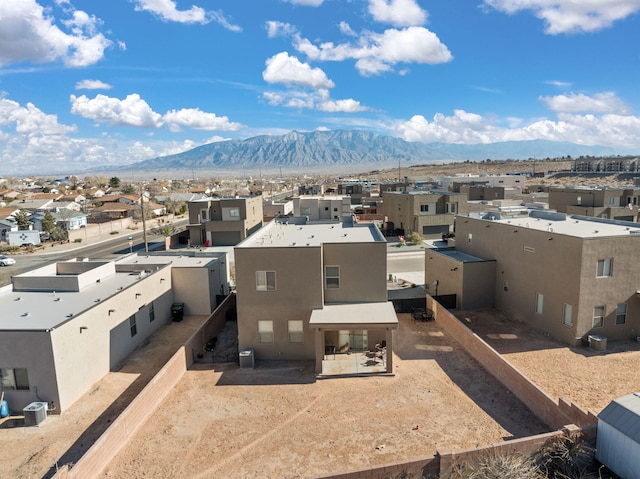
[235, 246, 323, 360]
[323, 242, 387, 303]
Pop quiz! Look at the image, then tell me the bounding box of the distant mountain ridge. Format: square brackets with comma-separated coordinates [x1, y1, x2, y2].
[118, 130, 638, 173]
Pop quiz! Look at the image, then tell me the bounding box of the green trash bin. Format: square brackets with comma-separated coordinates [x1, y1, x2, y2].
[171, 302, 184, 322]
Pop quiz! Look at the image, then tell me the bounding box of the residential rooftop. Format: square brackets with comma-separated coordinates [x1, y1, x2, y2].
[237, 217, 385, 248]
[0, 253, 222, 332]
[486, 211, 640, 238]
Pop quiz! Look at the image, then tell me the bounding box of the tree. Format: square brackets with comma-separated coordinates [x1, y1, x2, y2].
[109, 177, 121, 188]
[121, 183, 136, 195]
[41, 211, 57, 239]
[14, 210, 32, 230]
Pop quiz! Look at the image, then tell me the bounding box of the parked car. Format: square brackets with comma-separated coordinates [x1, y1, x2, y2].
[0, 255, 16, 266]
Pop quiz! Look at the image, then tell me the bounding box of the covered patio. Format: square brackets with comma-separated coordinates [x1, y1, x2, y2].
[309, 302, 398, 377]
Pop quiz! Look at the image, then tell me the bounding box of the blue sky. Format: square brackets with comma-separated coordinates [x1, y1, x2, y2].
[1, 0, 639, 174]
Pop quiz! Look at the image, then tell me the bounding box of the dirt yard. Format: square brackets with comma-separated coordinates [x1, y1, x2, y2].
[99, 314, 548, 479]
[458, 309, 640, 414]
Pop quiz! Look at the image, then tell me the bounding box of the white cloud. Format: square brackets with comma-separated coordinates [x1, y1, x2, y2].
[266, 21, 297, 38]
[263, 52, 335, 89]
[70, 93, 164, 128]
[281, 0, 324, 6]
[396, 107, 640, 148]
[546, 80, 572, 87]
[262, 88, 368, 113]
[368, 0, 428, 27]
[484, 0, 640, 34]
[75, 79, 113, 90]
[0, 97, 77, 135]
[133, 0, 241, 31]
[163, 108, 244, 132]
[0, 0, 112, 67]
[540, 92, 630, 114]
[318, 98, 367, 113]
[294, 26, 452, 76]
[338, 22, 357, 36]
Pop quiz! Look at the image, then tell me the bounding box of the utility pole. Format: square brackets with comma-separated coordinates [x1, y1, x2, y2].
[140, 183, 148, 253]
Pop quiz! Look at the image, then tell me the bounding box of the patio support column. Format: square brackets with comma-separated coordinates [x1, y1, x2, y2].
[314, 328, 324, 374]
[385, 328, 393, 373]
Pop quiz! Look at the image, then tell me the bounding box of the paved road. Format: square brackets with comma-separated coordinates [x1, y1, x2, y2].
[0, 218, 187, 286]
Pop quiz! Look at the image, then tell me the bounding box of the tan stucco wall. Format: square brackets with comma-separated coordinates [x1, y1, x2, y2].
[323, 242, 387, 303]
[235, 246, 323, 360]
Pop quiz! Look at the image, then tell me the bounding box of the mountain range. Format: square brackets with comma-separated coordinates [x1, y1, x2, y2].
[110, 130, 638, 175]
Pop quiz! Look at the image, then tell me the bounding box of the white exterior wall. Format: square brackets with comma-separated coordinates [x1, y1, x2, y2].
[596, 422, 640, 479]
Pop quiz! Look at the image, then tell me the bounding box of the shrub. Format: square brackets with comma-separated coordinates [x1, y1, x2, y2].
[110, 231, 119, 235]
[74, 238, 82, 243]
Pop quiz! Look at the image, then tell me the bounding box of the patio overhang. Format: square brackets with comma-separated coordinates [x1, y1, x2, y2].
[309, 301, 399, 330]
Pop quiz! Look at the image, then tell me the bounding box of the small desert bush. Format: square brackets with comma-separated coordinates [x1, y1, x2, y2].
[451, 451, 545, 479]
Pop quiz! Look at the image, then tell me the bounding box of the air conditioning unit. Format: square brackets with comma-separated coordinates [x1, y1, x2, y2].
[23, 402, 48, 426]
[588, 334, 607, 351]
[239, 349, 254, 369]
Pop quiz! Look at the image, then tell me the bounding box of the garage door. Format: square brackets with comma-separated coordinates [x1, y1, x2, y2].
[212, 231, 242, 246]
[422, 225, 450, 239]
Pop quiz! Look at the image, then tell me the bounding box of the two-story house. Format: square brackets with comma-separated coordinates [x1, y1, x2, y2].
[293, 195, 351, 221]
[425, 210, 640, 346]
[234, 216, 398, 375]
[382, 190, 468, 239]
[187, 196, 263, 246]
[549, 186, 640, 222]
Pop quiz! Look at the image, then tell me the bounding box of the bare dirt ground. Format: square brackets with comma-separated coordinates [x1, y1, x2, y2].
[0, 314, 211, 479]
[457, 309, 640, 414]
[100, 314, 549, 479]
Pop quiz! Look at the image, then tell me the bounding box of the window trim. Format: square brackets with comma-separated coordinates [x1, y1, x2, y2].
[258, 320, 274, 343]
[535, 292, 544, 315]
[593, 306, 605, 328]
[256, 271, 276, 291]
[1, 368, 29, 390]
[562, 303, 572, 327]
[129, 315, 137, 337]
[616, 303, 627, 325]
[288, 320, 304, 343]
[228, 207, 240, 217]
[325, 265, 340, 289]
[596, 258, 613, 278]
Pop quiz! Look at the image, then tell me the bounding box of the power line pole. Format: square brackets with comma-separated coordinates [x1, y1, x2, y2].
[140, 183, 148, 253]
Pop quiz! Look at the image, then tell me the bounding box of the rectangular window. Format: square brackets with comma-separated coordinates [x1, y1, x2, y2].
[300, 207, 311, 216]
[129, 315, 137, 337]
[593, 306, 605, 328]
[199, 209, 208, 223]
[288, 320, 304, 343]
[325, 266, 340, 289]
[420, 204, 429, 212]
[608, 197, 616, 206]
[256, 271, 276, 291]
[535, 293, 544, 315]
[616, 303, 627, 325]
[258, 320, 273, 343]
[1, 368, 29, 390]
[228, 208, 240, 217]
[563, 303, 572, 327]
[149, 302, 155, 322]
[467, 233, 472, 243]
[447, 203, 456, 213]
[596, 258, 613, 277]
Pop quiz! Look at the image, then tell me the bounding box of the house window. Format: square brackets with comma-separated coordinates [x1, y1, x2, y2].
[149, 302, 155, 322]
[593, 306, 605, 328]
[199, 209, 209, 223]
[616, 303, 627, 325]
[576, 196, 581, 205]
[129, 315, 137, 337]
[300, 207, 311, 216]
[467, 233, 472, 243]
[447, 203, 456, 213]
[256, 271, 276, 291]
[535, 293, 544, 315]
[563, 303, 572, 327]
[258, 320, 274, 343]
[325, 207, 329, 211]
[420, 204, 429, 212]
[288, 320, 304, 343]
[333, 207, 338, 212]
[229, 208, 240, 217]
[1, 368, 29, 390]
[596, 258, 613, 277]
[325, 266, 340, 289]
[608, 197, 616, 206]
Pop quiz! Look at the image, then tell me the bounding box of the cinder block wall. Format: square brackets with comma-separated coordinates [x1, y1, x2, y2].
[426, 295, 597, 429]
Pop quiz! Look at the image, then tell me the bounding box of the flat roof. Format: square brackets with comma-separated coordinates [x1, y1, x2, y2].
[430, 249, 489, 263]
[492, 213, 640, 238]
[237, 220, 385, 248]
[309, 302, 398, 328]
[0, 253, 219, 332]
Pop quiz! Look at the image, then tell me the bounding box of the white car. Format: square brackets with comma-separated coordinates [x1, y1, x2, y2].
[0, 255, 16, 266]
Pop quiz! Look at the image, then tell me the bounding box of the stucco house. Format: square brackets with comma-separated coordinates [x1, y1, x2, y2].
[234, 216, 398, 375]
